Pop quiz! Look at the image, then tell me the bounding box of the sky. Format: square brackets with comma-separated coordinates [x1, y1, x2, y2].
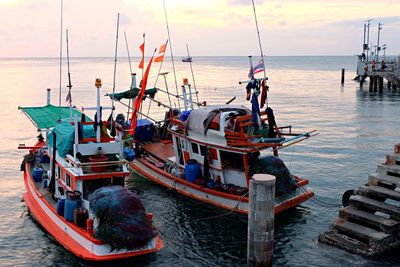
[0, 0, 399, 57]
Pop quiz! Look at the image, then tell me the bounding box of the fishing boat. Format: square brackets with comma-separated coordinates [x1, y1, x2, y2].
[182, 56, 192, 63]
[18, 83, 163, 261]
[126, 84, 314, 214]
[109, 70, 315, 215]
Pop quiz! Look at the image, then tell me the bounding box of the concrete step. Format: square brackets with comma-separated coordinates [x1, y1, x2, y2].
[318, 231, 371, 256]
[358, 184, 400, 201]
[350, 195, 400, 219]
[377, 164, 400, 177]
[339, 206, 400, 233]
[368, 172, 400, 187]
[332, 218, 390, 244]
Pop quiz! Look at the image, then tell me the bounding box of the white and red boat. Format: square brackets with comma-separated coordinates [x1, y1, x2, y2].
[18, 83, 163, 261]
[118, 77, 316, 215]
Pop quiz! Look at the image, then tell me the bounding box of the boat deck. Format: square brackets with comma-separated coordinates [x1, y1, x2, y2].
[143, 141, 175, 162]
[31, 163, 57, 209]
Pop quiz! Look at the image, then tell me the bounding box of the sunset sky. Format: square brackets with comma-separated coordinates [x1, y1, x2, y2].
[0, 0, 399, 57]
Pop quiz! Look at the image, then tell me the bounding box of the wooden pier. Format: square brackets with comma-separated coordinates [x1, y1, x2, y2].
[319, 144, 400, 257]
[357, 59, 400, 91]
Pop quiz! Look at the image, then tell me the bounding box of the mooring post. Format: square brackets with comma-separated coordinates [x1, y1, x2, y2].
[341, 68, 345, 85]
[369, 76, 374, 92]
[247, 174, 276, 267]
[378, 77, 384, 92]
[373, 76, 378, 92]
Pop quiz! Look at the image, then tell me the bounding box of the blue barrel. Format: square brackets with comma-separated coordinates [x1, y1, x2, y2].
[56, 198, 66, 216]
[180, 110, 192, 122]
[64, 191, 82, 222]
[32, 167, 44, 182]
[184, 159, 201, 183]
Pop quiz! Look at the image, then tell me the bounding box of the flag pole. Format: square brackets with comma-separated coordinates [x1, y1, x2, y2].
[124, 31, 133, 119]
[58, 0, 63, 121]
[146, 40, 168, 117]
[251, 0, 268, 107]
[111, 13, 120, 120]
[162, 0, 181, 110]
[66, 29, 73, 122]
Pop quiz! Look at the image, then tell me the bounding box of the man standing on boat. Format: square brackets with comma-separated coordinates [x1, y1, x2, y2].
[225, 112, 237, 131]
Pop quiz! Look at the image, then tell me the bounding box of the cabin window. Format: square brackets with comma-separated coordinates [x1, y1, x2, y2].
[191, 142, 199, 154]
[219, 150, 243, 170]
[200, 145, 206, 156]
[58, 167, 61, 181]
[66, 173, 71, 187]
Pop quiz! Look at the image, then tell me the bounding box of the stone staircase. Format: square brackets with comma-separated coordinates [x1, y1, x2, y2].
[319, 144, 400, 256]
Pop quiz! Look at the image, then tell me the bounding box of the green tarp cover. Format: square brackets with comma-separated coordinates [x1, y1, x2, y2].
[110, 88, 157, 101]
[47, 122, 96, 157]
[19, 104, 90, 130]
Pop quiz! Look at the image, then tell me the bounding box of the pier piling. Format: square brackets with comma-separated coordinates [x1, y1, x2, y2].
[341, 69, 345, 85]
[369, 76, 374, 92]
[378, 77, 384, 93]
[247, 174, 275, 267]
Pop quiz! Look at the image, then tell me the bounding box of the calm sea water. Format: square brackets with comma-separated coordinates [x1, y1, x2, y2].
[1, 56, 400, 266]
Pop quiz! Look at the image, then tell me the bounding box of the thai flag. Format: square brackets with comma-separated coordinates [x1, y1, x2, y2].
[248, 59, 265, 78]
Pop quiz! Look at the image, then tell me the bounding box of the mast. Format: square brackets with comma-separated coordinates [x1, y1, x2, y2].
[250, 0, 268, 107]
[366, 19, 373, 61]
[186, 44, 199, 104]
[111, 13, 120, 119]
[376, 22, 382, 61]
[66, 29, 72, 121]
[58, 0, 64, 120]
[124, 31, 133, 119]
[162, 0, 181, 110]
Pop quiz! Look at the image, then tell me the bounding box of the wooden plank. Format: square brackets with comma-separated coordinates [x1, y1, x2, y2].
[339, 206, 400, 233]
[350, 195, 400, 218]
[332, 218, 390, 243]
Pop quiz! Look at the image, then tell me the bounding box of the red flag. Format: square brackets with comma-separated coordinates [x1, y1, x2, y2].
[154, 40, 168, 63]
[138, 33, 145, 69]
[129, 50, 156, 135]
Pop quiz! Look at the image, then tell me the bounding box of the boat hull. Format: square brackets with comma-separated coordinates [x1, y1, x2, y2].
[23, 163, 163, 261]
[130, 158, 314, 215]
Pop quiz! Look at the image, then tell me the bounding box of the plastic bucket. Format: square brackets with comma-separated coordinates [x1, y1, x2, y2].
[88, 155, 109, 172]
[184, 159, 201, 183]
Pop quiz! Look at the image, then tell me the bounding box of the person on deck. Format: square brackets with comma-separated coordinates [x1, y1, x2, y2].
[381, 60, 386, 70]
[225, 112, 237, 131]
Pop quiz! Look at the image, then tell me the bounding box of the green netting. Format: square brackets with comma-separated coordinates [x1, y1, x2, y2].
[47, 121, 96, 157]
[19, 104, 91, 130]
[110, 88, 157, 101]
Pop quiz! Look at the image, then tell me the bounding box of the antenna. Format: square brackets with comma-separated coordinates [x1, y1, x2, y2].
[250, 0, 268, 107]
[66, 29, 73, 121]
[58, 0, 64, 120]
[186, 44, 199, 104]
[111, 13, 120, 119]
[162, 0, 181, 110]
[124, 31, 133, 119]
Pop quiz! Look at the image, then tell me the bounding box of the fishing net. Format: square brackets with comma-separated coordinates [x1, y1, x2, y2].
[249, 156, 298, 197]
[89, 186, 157, 250]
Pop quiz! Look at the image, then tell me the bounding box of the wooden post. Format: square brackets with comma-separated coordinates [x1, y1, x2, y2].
[373, 76, 378, 92]
[247, 174, 276, 267]
[369, 76, 374, 92]
[378, 77, 384, 92]
[341, 68, 345, 85]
